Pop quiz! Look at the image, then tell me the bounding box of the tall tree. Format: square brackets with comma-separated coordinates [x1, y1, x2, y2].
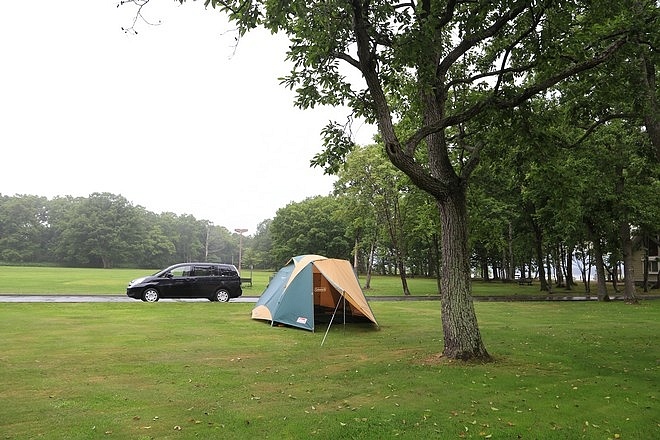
[144, 0, 635, 360]
[0, 194, 50, 262]
[248, 219, 275, 270]
[269, 196, 352, 264]
[50, 193, 141, 268]
[157, 213, 206, 263]
[335, 144, 413, 295]
[132, 208, 176, 268]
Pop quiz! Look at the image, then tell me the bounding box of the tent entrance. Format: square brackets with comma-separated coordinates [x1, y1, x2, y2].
[313, 270, 372, 324]
[252, 255, 378, 332]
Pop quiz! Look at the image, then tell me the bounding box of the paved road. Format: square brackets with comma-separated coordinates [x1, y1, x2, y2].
[0, 295, 260, 303]
[1, 294, 656, 303]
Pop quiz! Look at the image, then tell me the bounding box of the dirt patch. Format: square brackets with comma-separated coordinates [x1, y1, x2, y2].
[419, 352, 451, 365]
[418, 352, 497, 366]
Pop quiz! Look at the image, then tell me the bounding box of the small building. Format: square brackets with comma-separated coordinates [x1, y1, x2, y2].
[632, 235, 660, 287]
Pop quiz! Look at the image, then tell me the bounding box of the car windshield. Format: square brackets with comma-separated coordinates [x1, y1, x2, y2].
[153, 265, 190, 278]
[153, 268, 170, 277]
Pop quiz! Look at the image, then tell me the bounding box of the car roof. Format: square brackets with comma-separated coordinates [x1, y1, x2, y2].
[166, 262, 237, 269]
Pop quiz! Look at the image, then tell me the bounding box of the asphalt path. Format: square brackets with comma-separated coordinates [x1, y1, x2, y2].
[1, 294, 656, 303]
[0, 295, 259, 303]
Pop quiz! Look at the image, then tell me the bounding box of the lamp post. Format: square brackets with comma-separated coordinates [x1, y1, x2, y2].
[234, 228, 248, 272]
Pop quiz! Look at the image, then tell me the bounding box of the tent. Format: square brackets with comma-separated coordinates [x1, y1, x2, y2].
[251, 255, 378, 332]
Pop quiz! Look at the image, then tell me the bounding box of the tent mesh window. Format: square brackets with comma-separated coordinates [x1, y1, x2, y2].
[312, 270, 370, 324]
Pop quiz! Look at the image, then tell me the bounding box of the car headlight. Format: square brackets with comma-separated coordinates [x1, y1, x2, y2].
[128, 277, 147, 288]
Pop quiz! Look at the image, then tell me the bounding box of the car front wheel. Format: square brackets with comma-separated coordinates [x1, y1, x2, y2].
[213, 289, 230, 302]
[143, 288, 160, 302]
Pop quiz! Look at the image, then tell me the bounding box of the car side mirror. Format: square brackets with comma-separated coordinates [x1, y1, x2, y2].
[166, 273, 173, 278]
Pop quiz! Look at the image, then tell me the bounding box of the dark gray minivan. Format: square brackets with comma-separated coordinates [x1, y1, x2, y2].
[126, 262, 242, 302]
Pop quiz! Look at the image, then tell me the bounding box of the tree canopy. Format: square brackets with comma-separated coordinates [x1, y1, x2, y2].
[0, 193, 245, 269]
[115, 0, 659, 360]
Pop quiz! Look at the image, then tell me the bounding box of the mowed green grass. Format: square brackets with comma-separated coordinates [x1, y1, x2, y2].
[0, 266, 151, 295]
[0, 266, 599, 297]
[0, 301, 657, 439]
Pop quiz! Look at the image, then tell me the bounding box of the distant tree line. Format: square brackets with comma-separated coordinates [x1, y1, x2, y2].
[0, 192, 243, 269]
[3, 102, 657, 300]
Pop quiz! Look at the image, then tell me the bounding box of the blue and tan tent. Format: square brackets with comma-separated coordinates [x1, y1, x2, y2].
[251, 255, 378, 332]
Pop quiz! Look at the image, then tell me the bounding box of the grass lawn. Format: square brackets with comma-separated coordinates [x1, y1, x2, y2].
[0, 300, 657, 439]
[0, 266, 630, 297]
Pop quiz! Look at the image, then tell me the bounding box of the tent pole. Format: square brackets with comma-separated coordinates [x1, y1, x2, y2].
[321, 293, 344, 346]
[343, 292, 346, 330]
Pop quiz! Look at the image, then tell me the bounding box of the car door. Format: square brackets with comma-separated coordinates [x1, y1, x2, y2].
[218, 265, 241, 297]
[191, 264, 217, 298]
[162, 264, 196, 298]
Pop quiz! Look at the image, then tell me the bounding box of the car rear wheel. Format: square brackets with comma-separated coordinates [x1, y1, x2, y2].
[143, 288, 160, 302]
[213, 289, 230, 302]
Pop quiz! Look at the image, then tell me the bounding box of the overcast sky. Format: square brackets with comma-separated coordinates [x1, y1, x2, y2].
[0, 1, 375, 234]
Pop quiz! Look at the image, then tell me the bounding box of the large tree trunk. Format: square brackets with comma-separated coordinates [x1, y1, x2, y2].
[577, 243, 590, 293]
[507, 222, 514, 281]
[351, 0, 488, 361]
[642, 234, 649, 293]
[398, 258, 411, 296]
[363, 239, 375, 290]
[546, 255, 554, 293]
[383, 200, 411, 295]
[434, 233, 443, 295]
[554, 245, 565, 288]
[637, 36, 660, 161]
[620, 222, 639, 303]
[609, 263, 620, 293]
[586, 221, 610, 301]
[565, 246, 574, 290]
[593, 250, 610, 300]
[438, 189, 490, 361]
[529, 214, 550, 291]
[481, 260, 490, 282]
[101, 255, 112, 269]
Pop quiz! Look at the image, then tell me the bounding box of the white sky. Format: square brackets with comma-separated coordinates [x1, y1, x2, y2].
[0, 1, 375, 235]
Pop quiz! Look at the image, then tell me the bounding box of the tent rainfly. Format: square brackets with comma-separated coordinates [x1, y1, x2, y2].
[251, 255, 378, 332]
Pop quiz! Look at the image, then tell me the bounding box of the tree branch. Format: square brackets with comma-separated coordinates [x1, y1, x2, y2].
[118, 0, 161, 35]
[496, 37, 628, 109]
[405, 35, 629, 151]
[572, 113, 636, 146]
[436, 0, 528, 79]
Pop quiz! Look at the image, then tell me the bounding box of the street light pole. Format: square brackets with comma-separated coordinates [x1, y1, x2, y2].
[234, 228, 248, 272]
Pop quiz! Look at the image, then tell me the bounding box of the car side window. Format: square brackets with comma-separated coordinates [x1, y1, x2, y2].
[170, 265, 193, 277]
[219, 266, 237, 277]
[194, 266, 215, 277]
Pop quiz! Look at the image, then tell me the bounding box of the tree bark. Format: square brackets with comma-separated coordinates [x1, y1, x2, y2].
[398, 257, 411, 296]
[577, 244, 590, 294]
[565, 246, 574, 290]
[609, 263, 620, 293]
[438, 189, 490, 361]
[507, 222, 514, 281]
[434, 233, 443, 295]
[619, 222, 639, 303]
[481, 260, 490, 282]
[554, 245, 565, 288]
[363, 239, 375, 290]
[546, 255, 554, 293]
[642, 234, 649, 293]
[529, 213, 549, 292]
[586, 220, 610, 301]
[637, 36, 660, 161]
[102, 255, 113, 269]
